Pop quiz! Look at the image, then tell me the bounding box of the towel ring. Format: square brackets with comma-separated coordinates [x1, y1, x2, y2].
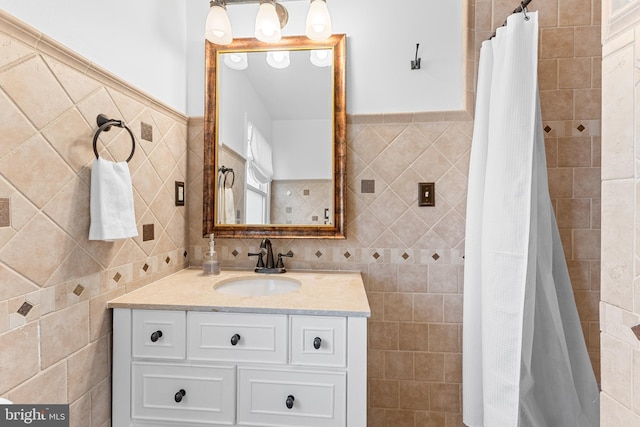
[93, 114, 136, 162]
[219, 166, 235, 188]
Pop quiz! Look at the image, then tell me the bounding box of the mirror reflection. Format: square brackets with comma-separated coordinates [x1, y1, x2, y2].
[217, 48, 333, 226]
[203, 34, 346, 239]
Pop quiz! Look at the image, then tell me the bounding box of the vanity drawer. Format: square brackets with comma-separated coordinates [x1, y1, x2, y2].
[187, 312, 287, 364]
[131, 362, 236, 425]
[237, 366, 346, 427]
[132, 310, 186, 360]
[290, 315, 347, 367]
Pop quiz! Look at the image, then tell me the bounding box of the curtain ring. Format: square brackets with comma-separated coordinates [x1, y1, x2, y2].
[521, 2, 530, 21]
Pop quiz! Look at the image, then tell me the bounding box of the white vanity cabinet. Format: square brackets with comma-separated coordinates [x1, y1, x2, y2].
[112, 309, 367, 427]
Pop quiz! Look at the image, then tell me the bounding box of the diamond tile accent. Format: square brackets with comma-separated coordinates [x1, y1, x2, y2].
[373, 252, 381, 260]
[17, 301, 33, 317]
[632, 324, 640, 341]
[304, 189, 310, 196]
[315, 251, 323, 258]
[73, 284, 85, 296]
[544, 125, 552, 133]
[165, 256, 171, 264]
[402, 252, 410, 260]
[577, 124, 585, 132]
[113, 272, 122, 283]
[361, 180, 375, 194]
[141, 122, 153, 142]
[0, 198, 9, 227]
[142, 263, 149, 272]
[432, 253, 440, 261]
[143, 224, 154, 241]
[232, 250, 239, 257]
[344, 251, 351, 259]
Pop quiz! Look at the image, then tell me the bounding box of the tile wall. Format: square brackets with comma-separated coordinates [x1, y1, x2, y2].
[0, 12, 188, 427]
[271, 179, 332, 224]
[600, 0, 640, 425]
[0, 0, 604, 426]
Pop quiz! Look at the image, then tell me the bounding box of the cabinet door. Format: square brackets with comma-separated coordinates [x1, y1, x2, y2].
[132, 310, 186, 360]
[290, 316, 347, 367]
[237, 366, 346, 427]
[132, 362, 235, 425]
[188, 312, 287, 364]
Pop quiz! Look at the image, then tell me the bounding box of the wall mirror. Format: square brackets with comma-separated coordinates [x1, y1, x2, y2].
[203, 34, 346, 239]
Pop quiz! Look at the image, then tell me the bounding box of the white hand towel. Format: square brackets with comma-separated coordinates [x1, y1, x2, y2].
[89, 157, 138, 241]
[224, 187, 235, 224]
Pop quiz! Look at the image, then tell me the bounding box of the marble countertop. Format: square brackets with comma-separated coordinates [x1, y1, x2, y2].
[107, 268, 371, 317]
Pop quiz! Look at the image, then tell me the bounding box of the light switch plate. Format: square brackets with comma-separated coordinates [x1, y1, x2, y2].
[418, 182, 435, 206]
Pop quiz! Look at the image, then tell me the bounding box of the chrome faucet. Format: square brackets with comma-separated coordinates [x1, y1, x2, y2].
[248, 239, 292, 273]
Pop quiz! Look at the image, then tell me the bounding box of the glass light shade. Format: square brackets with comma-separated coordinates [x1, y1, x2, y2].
[223, 53, 248, 70]
[255, 2, 282, 43]
[310, 49, 332, 67]
[266, 51, 290, 69]
[305, 0, 332, 41]
[205, 4, 233, 45]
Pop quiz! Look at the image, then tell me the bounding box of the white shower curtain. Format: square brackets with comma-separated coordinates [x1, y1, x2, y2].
[462, 11, 599, 427]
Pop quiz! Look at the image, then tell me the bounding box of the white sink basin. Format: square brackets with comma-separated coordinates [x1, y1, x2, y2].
[214, 277, 301, 297]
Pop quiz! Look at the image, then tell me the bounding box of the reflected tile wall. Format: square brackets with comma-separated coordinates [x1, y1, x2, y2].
[0, 11, 189, 424]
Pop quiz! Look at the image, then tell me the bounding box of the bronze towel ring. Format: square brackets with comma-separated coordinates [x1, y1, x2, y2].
[92, 114, 136, 162]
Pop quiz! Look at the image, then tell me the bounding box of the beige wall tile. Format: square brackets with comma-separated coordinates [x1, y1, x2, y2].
[398, 381, 430, 410]
[69, 392, 91, 427]
[0, 56, 73, 129]
[601, 333, 633, 410]
[8, 361, 67, 404]
[0, 322, 39, 394]
[558, 0, 592, 26]
[67, 336, 110, 402]
[601, 180, 634, 310]
[385, 351, 414, 380]
[558, 58, 593, 89]
[540, 28, 575, 58]
[601, 44, 634, 180]
[40, 302, 89, 369]
[369, 379, 399, 408]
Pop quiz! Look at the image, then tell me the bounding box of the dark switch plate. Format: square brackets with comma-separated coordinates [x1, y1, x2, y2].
[418, 182, 435, 206]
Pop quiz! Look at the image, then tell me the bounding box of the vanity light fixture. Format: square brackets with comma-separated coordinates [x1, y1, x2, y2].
[205, 0, 233, 45]
[305, 0, 331, 40]
[205, 0, 332, 45]
[266, 50, 290, 68]
[255, 0, 287, 42]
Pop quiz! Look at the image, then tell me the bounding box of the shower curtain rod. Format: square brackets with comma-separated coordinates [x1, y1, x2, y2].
[488, 0, 534, 39]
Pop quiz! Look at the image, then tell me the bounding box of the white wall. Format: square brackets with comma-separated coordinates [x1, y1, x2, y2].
[1, 0, 464, 116]
[219, 65, 272, 157]
[272, 120, 331, 180]
[186, 0, 464, 116]
[0, 0, 188, 112]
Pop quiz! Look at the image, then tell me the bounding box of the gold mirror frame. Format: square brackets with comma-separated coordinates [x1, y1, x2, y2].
[203, 34, 346, 239]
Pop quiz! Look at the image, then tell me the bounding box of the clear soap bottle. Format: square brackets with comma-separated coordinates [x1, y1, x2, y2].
[202, 233, 220, 275]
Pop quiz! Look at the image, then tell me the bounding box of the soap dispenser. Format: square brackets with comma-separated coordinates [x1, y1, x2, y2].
[202, 233, 220, 275]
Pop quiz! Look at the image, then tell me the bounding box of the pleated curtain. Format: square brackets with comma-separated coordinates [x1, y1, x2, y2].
[462, 11, 600, 427]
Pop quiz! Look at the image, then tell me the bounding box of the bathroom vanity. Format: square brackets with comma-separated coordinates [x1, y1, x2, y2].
[108, 269, 370, 427]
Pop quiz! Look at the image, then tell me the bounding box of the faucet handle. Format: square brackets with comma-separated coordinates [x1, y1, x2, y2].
[248, 252, 265, 268]
[275, 250, 294, 269]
